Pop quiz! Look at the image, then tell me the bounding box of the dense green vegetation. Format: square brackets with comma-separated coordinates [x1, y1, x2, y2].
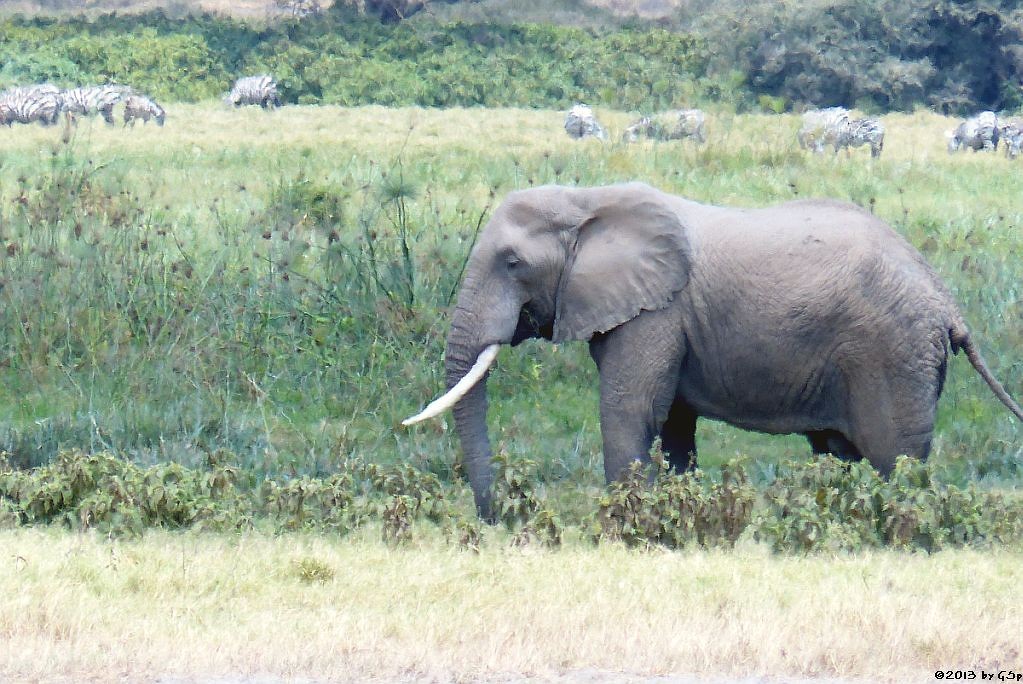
[0, 105, 1021, 549]
[3, 449, 1020, 552]
[2, 0, 1021, 113]
[683, 0, 1023, 114]
[0, 10, 707, 110]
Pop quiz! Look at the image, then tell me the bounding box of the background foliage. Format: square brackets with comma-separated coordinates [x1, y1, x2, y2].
[0, 10, 707, 111]
[682, 0, 1023, 114]
[1, 0, 1021, 113]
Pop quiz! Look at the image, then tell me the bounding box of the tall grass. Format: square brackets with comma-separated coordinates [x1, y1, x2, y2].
[0, 105, 1021, 494]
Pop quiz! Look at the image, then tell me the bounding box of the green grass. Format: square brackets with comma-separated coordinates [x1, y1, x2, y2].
[2, 104, 1022, 682]
[0, 104, 1021, 497]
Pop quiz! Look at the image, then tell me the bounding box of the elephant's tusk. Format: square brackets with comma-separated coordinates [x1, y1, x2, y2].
[402, 344, 501, 426]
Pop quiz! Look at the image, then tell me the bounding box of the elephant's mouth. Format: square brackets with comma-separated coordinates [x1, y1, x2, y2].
[511, 306, 553, 346]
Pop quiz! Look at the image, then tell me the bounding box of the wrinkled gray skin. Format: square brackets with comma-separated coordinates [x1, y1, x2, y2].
[443, 182, 1023, 520]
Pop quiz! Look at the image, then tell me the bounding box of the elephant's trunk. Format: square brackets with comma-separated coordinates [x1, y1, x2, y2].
[405, 262, 521, 521]
[443, 306, 498, 521]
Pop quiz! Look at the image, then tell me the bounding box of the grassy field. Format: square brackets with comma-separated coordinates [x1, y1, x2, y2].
[1, 104, 1021, 484]
[1, 104, 1022, 680]
[2, 528, 1022, 682]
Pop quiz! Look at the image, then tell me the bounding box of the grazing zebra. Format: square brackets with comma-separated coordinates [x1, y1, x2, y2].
[797, 107, 850, 153]
[622, 116, 658, 142]
[664, 108, 707, 143]
[999, 119, 1022, 159]
[798, 108, 883, 158]
[947, 111, 1000, 153]
[623, 109, 707, 143]
[835, 117, 885, 158]
[0, 84, 62, 126]
[564, 104, 607, 140]
[226, 75, 281, 109]
[62, 85, 132, 125]
[122, 95, 165, 127]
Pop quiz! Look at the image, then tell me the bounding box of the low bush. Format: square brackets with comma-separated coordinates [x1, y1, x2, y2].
[589, 452, 1023, 552]
[2, 448, 1019, 552]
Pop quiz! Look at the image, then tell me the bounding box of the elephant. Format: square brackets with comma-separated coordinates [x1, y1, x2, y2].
[404, 182, 1023, 520]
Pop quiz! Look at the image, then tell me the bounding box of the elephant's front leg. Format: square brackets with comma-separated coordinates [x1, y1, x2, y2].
[588, 305, 687, 483]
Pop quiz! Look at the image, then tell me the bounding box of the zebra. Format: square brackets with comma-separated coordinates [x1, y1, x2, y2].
[798, 108, 883, 158]
[1000, 119, 1023, 159]
[122, 95, 165, 127]
[947, 111, 1000, 153]
[0, 84, 62, 126]
[623, 109, 707, 144]
[226, 75, 281, 109]
[61, 85, 132, 125]
[797, 107, 850, 154]
[664, 108, 707, 143]
[834, 117, 885, 158]
[564, 104, 607, 140]
[622, 116, 658, 142]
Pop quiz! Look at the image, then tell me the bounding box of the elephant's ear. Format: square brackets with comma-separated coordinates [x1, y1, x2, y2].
[553, 186, 691, 342]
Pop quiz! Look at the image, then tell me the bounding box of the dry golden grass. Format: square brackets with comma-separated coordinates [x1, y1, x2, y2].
[1, 528, 1020, 682]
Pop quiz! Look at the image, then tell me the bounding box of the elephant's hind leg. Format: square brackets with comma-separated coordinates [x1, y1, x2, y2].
[661, 401, 698, 471]
[844, 373, 937, 476]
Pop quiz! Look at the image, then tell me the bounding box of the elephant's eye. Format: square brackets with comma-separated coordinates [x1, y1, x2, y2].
[505, 254, 522, 269]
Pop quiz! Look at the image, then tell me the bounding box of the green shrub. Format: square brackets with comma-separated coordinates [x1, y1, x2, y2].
[590, 454, 756, 549]
[0, 449, 1020, 551]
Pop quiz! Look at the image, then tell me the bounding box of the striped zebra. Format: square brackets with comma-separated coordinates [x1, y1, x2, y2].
[623, 109, 707, 144]
[835, 117, 885, 158]
[797, 107, 849, 153]
[122, 95, 166, 127]
[999, 119, 1023, 159]
[664, 108, 707, 143]
[564, 104, 607, 140]
[798, 108, 884, 158]
[226, 75, 281, 109]
[0, 84, 62, 126]
[623, 116, 653, 142]
[947, 111, 1000, 153]
[62, 85, 132, 125]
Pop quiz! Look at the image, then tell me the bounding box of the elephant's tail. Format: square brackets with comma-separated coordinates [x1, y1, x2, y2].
[953, 329, 1023, 422]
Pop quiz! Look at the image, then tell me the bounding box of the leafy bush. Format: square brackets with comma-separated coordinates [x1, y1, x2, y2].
[0, 450, 250, 534]
[491, 450, 562, 547]
[587, 447, 1022, 552]
[590, 451, 755, 549]
[3, 448, 1017, 551]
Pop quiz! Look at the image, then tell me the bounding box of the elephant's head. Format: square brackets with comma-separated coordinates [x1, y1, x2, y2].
[405, 182, 692, 520]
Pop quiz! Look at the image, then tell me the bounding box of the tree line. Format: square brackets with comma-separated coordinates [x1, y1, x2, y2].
[0, 0, 1020, 114]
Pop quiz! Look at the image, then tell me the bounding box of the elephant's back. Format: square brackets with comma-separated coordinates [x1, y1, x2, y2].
[693, 199, 955, 303]
[685, 197, 965, 348]
[709, 198, 912, 258]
